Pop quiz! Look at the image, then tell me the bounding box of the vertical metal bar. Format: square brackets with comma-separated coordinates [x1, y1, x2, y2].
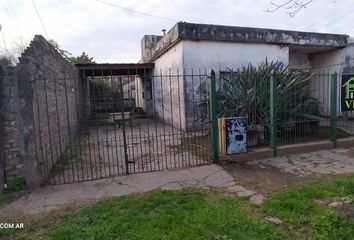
[151, 74, 160, 171]
[92, 73, 102, 180]
[168, 69, 176, 168]
[43, 78, 55, 180]
[73, 75, 85, 182]
[160, 70, 168, 169]
[270, 71, 277, 157]
[33, 80, 45, 183]
[177, 69, 183, 168]
[109, 72, 119, 176]
[84, 73, 94, 181]
[119, 76, 130, 175]
[64, 77, 75, 183]
[209, 70, 219, 162]
[330, 72, 338, 148]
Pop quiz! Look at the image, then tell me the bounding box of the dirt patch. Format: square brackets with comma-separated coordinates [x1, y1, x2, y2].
[220, 161, 353, 195]
[219, 161, 300, 195]
[341, 203, 354, 220]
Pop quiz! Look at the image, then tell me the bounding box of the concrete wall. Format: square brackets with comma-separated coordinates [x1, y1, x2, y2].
[0, 35, 80, 187]
[135, 75, 154, 114]
[309, 50, 342, 116]
[151, 41, 186, 129]
[182, 40, 289, 130]
[182, 40, 289, 71]
[289, 52, 311, 69]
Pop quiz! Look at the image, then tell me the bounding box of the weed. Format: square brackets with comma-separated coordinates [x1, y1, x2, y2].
[6, 176, 26, 191]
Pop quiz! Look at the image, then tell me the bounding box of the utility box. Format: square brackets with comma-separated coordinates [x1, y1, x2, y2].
[218, 117, 247, 155]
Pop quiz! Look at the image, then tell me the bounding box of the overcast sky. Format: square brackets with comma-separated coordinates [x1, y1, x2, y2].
[1, 0, 354, 63]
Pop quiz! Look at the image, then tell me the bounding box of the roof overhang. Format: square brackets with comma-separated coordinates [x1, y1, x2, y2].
[141, 22, 348, 63]
[76, 63, 154, 76]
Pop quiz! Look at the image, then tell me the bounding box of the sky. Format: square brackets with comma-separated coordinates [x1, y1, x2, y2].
[1, 0, 354, 63]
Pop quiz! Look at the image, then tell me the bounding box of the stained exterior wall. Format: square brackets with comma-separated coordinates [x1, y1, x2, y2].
[150, 41, 186, 129]
[140, 22, 349, 131]
[182, 40, 289, 130]
[289, 51, 311, 69]
[0, 35, 80, 187]
[0, 65, 24, 187]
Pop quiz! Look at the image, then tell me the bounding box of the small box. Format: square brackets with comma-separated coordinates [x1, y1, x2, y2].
[219, 117, 247, 155]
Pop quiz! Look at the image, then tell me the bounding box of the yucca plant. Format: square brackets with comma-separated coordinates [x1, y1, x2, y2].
[214, 61, 320, 123]
[199, 61, 321, 144]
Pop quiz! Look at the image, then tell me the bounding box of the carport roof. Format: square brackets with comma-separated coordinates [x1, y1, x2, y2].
[76, 63, 154, 76]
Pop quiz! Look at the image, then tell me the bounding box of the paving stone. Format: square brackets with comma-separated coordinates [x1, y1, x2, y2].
[249, 194, 265, 205]
[227, 185, 246, 193]
[264, 216, 282, 225]
[328, 201, 343, 208]
[237, 190, 256, 198]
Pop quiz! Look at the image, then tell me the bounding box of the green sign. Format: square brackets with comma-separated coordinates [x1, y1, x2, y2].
[341, 75, 354, 111]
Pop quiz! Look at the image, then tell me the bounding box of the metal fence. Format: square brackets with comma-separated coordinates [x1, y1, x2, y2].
[33, 69, 212, 185]
[210, 66, 354, 157]
[31, 65, 354, 185]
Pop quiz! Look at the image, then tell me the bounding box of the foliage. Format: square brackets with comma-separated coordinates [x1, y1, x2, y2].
[3, 175, 354, 239]
[89, 77, 113, 100]
[0, 38, 28, 65]
[48, 39, 73, 61]
[48, 40, 95, 66]
[6, 176, 26, 191]
[202, 61, 321, 126]
[0, 56, 13, 66]
[69, 51, 95, 65]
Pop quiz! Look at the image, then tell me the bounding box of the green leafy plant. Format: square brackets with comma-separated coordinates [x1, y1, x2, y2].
[216, 61, 320, 125]
[6, 176, 26, 191]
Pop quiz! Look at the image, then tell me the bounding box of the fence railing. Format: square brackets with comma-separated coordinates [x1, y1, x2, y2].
[209, 68, 354, 159]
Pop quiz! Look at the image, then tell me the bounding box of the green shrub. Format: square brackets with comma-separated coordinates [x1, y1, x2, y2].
[6, 176, 26, 191]
[199, 61, 321, 126]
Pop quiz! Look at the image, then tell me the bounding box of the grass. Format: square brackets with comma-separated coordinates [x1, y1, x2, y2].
[0, 192, 11, 206]
[2, 175, 354, 239]
[263, 175, 354, 239]
[1, 188, 285, 240]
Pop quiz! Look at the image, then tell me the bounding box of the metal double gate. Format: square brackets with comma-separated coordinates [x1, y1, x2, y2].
[33, 65, 212, 185]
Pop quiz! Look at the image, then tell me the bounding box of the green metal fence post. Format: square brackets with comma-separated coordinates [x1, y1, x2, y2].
[330, 72, 338, 148]
[270, 71, 277, 157]
[210, 70, 219, 162]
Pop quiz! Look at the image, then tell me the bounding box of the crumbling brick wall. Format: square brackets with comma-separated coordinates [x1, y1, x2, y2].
[0, 35, 81, 187]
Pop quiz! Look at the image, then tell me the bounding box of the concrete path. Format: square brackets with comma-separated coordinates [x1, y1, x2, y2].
[1, 164, 257, 220]
[248, 148, 354, 176]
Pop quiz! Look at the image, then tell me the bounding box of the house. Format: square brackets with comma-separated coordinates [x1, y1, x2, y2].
[137, 22, 354, 130]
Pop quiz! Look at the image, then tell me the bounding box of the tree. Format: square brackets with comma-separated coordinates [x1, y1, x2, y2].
[48, 39, 73, 61]
[48, 40, 95, 66]
[69, 52, 95, 65]
[265, 0, 314, 16]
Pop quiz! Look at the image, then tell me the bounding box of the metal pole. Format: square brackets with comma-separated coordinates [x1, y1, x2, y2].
[119, 77, 130, 175]
[330, 72, 338, 148]
[270, 71, 277, 157]
[209, 70, 219, 162]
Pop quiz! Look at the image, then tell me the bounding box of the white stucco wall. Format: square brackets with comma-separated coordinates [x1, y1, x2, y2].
[289, 52, 311, 69]
[179, 40, 289, 130]
[181, 40, 289, 71]
[310, 47, 351, 116]
[151, 42, 186, 129]
[153, 41, 184, 75]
